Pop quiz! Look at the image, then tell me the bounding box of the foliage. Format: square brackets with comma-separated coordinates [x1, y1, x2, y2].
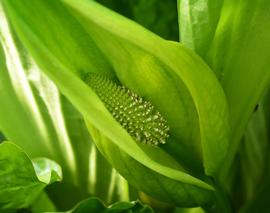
[0, 0, 270, 212]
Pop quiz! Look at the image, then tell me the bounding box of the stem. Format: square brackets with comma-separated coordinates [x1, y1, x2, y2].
[203, 179, 232, 213]
[139, 192, 175, 213]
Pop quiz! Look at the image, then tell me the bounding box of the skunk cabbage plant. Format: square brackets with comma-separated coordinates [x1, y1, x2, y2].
[0, 0, 270, 212]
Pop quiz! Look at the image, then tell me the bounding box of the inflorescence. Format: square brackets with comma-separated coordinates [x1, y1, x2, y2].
[85, 73, 169, 146]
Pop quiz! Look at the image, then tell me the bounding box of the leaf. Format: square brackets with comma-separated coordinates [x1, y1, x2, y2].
[2, 0, 111, 77]
[32, 158, 63, 184]
[30, 192, 57, 213]
[0, 14, 86, 209]
[0, 8, 55, 159]
[130, 0, 179, 41]
[241, 109, 268, 201]
[1, 7, 125, 209]
[206, 0, 270, 179]
[234, 90, 270, 212]
[48, 197, 153, 213]
[177, 0, 224, 58]
[62, 0, 230, 176]
[86, 122, 213, 207]
[0, 142, 62, 211]
[240, 175, 270, 213]
[3, 0, 226, 206]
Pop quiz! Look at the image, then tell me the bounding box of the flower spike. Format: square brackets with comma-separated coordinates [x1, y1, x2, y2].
[85, 73, 170, 146]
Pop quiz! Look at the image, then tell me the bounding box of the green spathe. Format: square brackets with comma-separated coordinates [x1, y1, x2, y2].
[2, 0, 230, 207]
[62, 0, 230, 176]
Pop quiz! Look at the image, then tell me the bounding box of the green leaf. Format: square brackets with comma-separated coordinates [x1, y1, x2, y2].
[3, 0, 229, 206]
[240, 176, 270, 213]
[241, 109, 268, 200]
[62, 0, 230, 176]
[48, 197, 153, 213]
[107, 200, 153, 213]
[30, 192, 57, 213]
[130, 0, 179, 41]
[32, 158, 62, 184]
[234, 90, 270, 212]
[0, 9, 54, 159]
[206, 0, 270, 179]
[177, 0, 224, 58]
[2, 0, 111, 77]
[1, 8, 126, 209]
[86, 122, 213, 207]
[0, 142, 62, 211]
[0, 14, 86, 209]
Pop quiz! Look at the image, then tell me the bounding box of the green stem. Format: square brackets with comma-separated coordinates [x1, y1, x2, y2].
[139, 192, 175, 213]
[203, 180, 232, 213]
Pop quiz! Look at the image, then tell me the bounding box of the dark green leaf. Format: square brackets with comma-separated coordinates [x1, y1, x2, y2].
[48, 197, 153, 213]
[97, 0, 179, 41]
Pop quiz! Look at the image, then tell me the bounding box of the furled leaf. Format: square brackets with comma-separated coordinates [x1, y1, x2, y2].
[177, 0, 224, 58]
[62, 0, 230, 176]
[206, 0, 270, 179]
[0, 142, 62, 211]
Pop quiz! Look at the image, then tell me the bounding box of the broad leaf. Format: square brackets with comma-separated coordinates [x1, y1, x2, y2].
[0, 9, 55, 158]
[0, 142, 62, 211]
[0, 7, 125, 209]
[62, 0, 230, 176]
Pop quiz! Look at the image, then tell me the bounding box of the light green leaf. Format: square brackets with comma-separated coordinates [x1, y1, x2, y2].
[206, 0, 270, 179]
[2, 0, 111, 77]
[178, 0, 224, 58]
[0, 15, 85, 209]
[86, 123, 213, 206]
[0, 7, 125, 209]
[0, 142, 62, 211]
[0, 9, 54, 158]
[31, 192, 57, 213]
[62, 0, 230, 176]
[3, 0, 228, 206]
[60, 96, 127, 205]
[33, 158, 63, 184]
[0, 7, 77, 184]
